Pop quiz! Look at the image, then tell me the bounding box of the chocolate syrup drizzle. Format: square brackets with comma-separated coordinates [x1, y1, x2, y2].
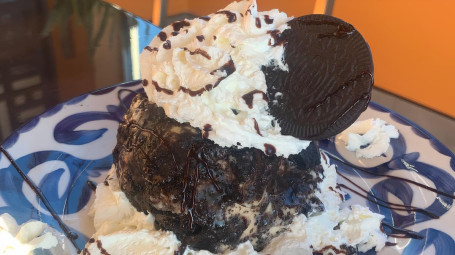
[179, 84, 213, 97]
[209, 58, 236, 89]
[264, 143, 276, 156]
[170, 59, 235, 97]
[264, 15, 274, 24]
[252, 118, 262, 136]
[81, 238, 110, 255]
[0, 146, 81, 253]
[182, 47, 211, 60]
[255, 17, 261, 28]
[96, 239, 111, 255]
[202, 124, 212, 139]
[158, 31, 167, 41]
[314, 245, 347, 255]
[242, 89, 268, 109]
[267, 30, 286, 47]
[144, 46, 158, 52]
[163, 40, 172, 49]
[181, 145, 221, 229]
[172, 20, 190, 31]
[151, 80, 174, 95]
[337, 172, 439, 219]
[215, 10, 237, 23]
[323, 150, 455, 200]
[124, 123, 181, 175]
[382, 222, 424, 239]
[196, 35, 205, 42]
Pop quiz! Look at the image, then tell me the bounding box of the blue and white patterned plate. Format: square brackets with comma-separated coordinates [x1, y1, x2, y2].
[1, 80, 454, 254]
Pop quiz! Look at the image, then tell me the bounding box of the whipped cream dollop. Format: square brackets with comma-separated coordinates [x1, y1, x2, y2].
[84, 157, 386, 255]
[140, 0, 310, 157]
[339, 118, 399, 158]
[0, 213, 59, 255]
[82, 169, 180, 255]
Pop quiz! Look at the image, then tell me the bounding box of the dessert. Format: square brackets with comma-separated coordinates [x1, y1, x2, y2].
[84, 0, 387, 254]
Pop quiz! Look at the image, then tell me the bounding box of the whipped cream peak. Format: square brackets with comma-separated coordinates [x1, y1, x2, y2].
[140, 0, 311, 157]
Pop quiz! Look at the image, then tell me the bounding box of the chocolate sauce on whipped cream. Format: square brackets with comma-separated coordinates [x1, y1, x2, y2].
[150, 80, 173, 95]
[202, 124, 212, 139]
[215, 10, 237, 23]
[253, 118, 262, 136]
[255, 17, 261, 28]
[196, 35, 205, 42]
[242, 90, 268, 109]
[267, 30, 286, 46]
[264, 15, 274, 24]
[172, 20, 191, 31]
[144, 46, 158, 52]
[264, 143, 276, 156]
[182, 47, 211, 60]
[163, 40, 172, 49]
[158, 31, 167, 41]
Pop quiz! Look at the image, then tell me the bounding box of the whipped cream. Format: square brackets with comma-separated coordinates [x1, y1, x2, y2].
[82, 169, 180, 255]
[263, 155, 387, 254]
[339, 118, 399, 158]
[0, 213, 59, 255]
[140, 0, 310, 157]
[84, 156, 386, 255]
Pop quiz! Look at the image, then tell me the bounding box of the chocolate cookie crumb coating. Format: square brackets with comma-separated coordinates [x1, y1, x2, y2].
[263, 14, 374, 140]
[113, 93, 324, 253]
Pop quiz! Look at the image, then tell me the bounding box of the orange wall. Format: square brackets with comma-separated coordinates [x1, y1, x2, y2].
[332, 1, 455, 118]
[183, 0, 316, 17]
[104, 0, 316, 21]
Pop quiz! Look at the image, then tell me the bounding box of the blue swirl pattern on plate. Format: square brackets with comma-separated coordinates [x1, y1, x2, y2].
[1, 82, 454, 254]
[0, 80, 143, 251]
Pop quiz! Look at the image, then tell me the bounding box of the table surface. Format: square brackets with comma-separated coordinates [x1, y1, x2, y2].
[0, 0, 454, 153]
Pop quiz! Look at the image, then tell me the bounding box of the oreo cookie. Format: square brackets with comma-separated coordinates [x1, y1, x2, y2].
[263, 14, 373, 140]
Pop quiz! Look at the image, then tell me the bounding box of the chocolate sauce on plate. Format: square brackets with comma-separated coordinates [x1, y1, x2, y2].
[0, 146, 81, 253]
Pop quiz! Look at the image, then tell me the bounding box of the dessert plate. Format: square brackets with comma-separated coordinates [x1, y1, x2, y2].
[0, 80, 454, 254]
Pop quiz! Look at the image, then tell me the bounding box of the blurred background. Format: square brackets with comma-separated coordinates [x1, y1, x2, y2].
[0, 0, 454, 151]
